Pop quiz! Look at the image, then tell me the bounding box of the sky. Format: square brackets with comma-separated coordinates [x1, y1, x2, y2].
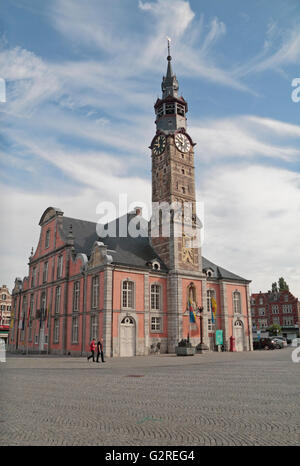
[1, 0, 300, 298]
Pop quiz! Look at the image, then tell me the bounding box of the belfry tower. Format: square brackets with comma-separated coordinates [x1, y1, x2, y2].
[149, 41, 205, 352]
[150, 40, 202, 274]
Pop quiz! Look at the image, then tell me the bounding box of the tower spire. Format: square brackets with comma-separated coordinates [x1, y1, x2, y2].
[166, 37, 173, 79]
[162, 37, 178, 99]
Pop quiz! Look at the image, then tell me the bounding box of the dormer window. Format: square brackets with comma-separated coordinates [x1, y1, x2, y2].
[205, 268, 214, 278]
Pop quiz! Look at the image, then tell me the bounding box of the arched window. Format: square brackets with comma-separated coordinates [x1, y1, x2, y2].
[233, 291, 241, 314]
[122, 280, 134, 309]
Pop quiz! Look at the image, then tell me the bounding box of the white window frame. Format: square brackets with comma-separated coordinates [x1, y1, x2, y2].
[43, 262, 48, 283]
[45, 229, 50, 249]
[233, 291, 242, 314]
[90, 314, 98, 341]
[57, 255, 63, 279]
[122, 280, 135, 309]
[91, 276, 99, 309]
[72, 316, 79, 344]
[73, 281, 80, 312]
[53, 317, 60, 344]
[150, 284, 161, 311]
[150, 316, 162, 333]
[54, 286, 61, 314]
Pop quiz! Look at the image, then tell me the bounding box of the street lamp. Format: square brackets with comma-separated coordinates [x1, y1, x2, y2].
[196, 306, 204, 353]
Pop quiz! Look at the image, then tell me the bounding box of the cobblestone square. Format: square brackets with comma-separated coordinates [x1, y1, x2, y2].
[0, 349, 299, 446]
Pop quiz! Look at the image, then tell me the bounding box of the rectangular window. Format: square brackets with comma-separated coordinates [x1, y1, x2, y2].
[40, 291, 47, 316]
[273, 316, 280, 325]
[72, 316, 79, 344]
[90, 314, 98, 340]
[233, 292, 242, 314]
[43, 262, 48, 283]
[31, 267, 37, 288]
[73, 281, 80, 312]
[122, 281, 134, 309]
[151, 316, 162, 332]
[283, 317, 294, 326]
[258, 319, 268, 328]
[258, 307, 265, 316]
[272, 305, 279, 314]
[53, 318, 60, 344]
[208, 319, 212, 332]
[45, 229, 50, 249]
[282, 304, 293, 313]
[92, 276, 99, 309]
[207, 289, 215, 313]
[57, 255, 63, 279]
[151, 284, 160, 311]
[54, 286, 61, 314]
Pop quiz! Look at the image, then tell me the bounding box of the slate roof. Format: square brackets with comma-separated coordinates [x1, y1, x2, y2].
[61, 215, 249, 282]
[202, 257, 250, 283]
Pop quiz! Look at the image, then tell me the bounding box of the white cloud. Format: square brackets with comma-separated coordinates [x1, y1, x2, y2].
[200, 164, 300, 298]
[190, 115, 300, 162]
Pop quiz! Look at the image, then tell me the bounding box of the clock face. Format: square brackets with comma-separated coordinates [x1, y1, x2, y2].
[175, 133, 190, 153]
[152, 135, 166, 156]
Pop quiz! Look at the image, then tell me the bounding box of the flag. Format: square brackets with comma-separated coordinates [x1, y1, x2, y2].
[211, 297, 217, 324]
[10, 312, 14, 329]
[188, 299, 196, 324]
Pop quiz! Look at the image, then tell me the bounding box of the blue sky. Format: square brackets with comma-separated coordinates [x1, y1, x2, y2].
[1, 0, 300, 298]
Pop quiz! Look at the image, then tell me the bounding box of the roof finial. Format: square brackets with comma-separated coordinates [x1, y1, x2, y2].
[167, 36, 171, 59]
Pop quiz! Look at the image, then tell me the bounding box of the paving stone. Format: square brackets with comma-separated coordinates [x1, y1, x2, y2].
[0, 349, 299, 446]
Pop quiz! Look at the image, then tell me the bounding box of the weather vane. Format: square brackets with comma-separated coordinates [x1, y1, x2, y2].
[167, 36, 171, 56]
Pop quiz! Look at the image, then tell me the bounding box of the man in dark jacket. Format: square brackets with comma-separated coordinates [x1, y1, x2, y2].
[96, 339, 105, 363]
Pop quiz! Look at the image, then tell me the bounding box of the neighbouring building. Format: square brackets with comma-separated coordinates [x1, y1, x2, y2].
[251, 290, 300, 341]
[0, 285, 12, 346]
[9, 46, 253, 357]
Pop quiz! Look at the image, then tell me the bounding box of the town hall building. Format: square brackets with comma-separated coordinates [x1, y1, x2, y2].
[9, 47, 253, 357]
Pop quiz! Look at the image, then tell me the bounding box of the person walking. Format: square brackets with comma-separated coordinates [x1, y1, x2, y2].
[87, 338, 96, 362]
[96, 339, 105, 363]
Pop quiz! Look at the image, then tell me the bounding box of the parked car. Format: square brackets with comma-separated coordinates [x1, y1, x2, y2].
[253, 338, 277, 350]
[270, 338, 284, 349]
[272, 336, 287, 347]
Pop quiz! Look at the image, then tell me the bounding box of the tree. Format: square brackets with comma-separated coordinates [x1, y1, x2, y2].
[272, 282, 278, 292]
[268, 324, 282, 336]
[278, 277, 289, 292]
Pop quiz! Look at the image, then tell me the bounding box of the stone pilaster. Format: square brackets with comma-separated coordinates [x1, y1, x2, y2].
[103, 265, 113, 358]
[167, 272, 182, 352]
[144, 272, 150, 355]
[200, 278, 210, 350]
[246, 284, 253, 351]
[220, 280, 229, 350]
